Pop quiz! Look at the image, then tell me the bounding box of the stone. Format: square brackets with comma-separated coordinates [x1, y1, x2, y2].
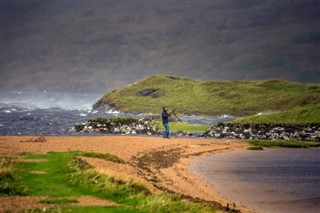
[140, 89, 158, 96]
[75, 118, 320, 140]
[151, 93, 162, 98]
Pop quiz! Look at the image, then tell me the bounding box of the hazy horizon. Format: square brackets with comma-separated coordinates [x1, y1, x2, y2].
[1, 0, 319, 93]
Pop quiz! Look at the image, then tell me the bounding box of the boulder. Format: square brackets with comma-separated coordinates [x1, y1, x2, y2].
[92, 99, 119, 113]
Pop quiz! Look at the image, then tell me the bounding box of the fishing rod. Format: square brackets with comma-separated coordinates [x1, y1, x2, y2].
[166, 106, 182, 122]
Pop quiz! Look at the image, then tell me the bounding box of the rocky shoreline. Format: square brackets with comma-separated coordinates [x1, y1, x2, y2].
[73, 117, 320, 142]
[204, 123, 320, 142]
[73, 117, 158, 135]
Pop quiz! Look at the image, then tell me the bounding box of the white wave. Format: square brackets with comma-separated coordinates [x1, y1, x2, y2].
[1, 91, 103, 111]
[219, 114, 233, 118]
[105, 109, 120, 114]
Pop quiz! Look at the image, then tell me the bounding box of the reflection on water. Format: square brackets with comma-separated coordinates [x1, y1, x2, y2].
[190, 148, 320, 213]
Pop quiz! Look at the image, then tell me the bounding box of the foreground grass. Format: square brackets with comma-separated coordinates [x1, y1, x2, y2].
[248, 140, 320, 150]
[0, 151, 215, 212]
[95, 75, 320, 117]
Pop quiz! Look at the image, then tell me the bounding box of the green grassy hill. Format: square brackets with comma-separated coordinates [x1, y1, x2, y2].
[93, 75, 320, 120]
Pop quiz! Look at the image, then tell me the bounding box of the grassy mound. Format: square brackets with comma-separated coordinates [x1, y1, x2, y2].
[94, 75, 320, 117]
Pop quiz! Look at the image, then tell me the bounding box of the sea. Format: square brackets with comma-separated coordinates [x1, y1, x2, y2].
[1, 91, 320, 213]
[190, 148, 320, 213]
[0, 90, 233, 136]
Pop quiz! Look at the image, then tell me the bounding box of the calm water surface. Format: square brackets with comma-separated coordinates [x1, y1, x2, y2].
[190, 148, 320, 213]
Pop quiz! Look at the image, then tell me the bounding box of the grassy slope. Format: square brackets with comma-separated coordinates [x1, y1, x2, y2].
[1, 152, 214, 212]
[96, 75, 320, 118]
[235, 104, 320, 124]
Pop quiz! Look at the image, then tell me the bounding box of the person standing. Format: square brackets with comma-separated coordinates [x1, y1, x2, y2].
[161, 106, 170, 139]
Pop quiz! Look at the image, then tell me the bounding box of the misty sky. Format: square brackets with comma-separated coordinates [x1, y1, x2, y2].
[1, 0, 319, 93]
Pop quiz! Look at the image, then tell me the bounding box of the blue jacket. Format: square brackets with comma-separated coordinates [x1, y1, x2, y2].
[161, 110, 169, 124]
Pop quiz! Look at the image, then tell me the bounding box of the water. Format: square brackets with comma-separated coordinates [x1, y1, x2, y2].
[0, 91, 233, 136]
[190, 148, 320, 213]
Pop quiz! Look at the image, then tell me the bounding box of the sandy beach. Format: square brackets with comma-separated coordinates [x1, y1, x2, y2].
[0, 136, 253, 212]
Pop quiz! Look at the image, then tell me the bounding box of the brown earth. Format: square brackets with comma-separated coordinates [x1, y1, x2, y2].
[0, 136, 254, 212]
[0, 196, 117, 212]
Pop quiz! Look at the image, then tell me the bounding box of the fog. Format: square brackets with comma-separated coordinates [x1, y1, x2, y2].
[0, 91, 102, 111]
[1, 1, 319, 93]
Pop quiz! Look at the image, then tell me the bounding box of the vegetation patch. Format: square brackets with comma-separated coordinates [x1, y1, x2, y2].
[1, 151, 216, 212]
[155, 121, 210, 132]
[0, 157, 28, 195]
[40, 198, 79, 204]
[88, 117, 142, 127]
[248, 140, 320, 149]
[247, 146, 264, 150]
[76, 151, 124, 164]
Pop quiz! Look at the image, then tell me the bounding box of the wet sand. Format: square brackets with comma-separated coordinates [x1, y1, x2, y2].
[0, 136, 251, 212]
[190, 148, 320, 213]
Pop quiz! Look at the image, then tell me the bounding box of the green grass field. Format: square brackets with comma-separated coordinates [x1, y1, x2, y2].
[0, 151, 215, 212]
[234, 104, 320, 124]
[95, 76, 320, 119]
[156, 121, 210, 132]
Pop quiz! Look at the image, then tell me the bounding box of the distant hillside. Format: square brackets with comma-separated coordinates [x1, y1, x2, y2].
[93, 75, 320, 117]
[2, 1, 320, 92]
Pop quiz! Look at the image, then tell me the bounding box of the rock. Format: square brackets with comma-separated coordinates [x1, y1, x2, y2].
[214, 133, 221, 138]
[92, 99, 119, 113]
[143, 115, 161, 121]
[140, 89, 158, 96]
[151, 92, 162, 98]
[74, 118, 320, 141]
[121, 128, 127, 134]
[203, 123, 320, 142]
[113, 127, 120, 134]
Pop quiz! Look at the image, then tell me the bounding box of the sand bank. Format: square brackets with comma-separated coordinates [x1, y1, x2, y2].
[0, 136, 253, 212]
